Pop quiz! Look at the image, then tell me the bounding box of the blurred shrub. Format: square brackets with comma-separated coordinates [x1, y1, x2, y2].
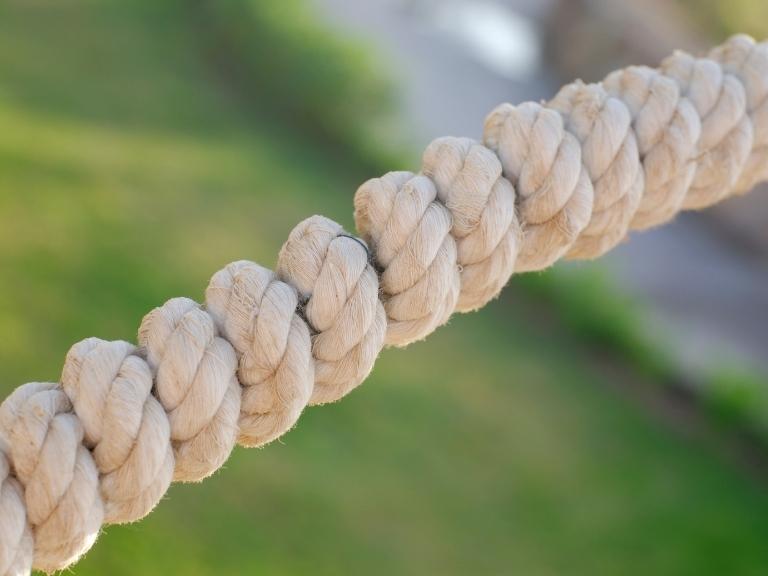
[516, 268, 672, 380]
[705, 368, 768, 446]
[518, 267, 768, 447]
[195, 0, 398, 166]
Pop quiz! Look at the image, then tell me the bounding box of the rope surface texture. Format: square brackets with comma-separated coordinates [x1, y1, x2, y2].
[1, 34, 767, 575]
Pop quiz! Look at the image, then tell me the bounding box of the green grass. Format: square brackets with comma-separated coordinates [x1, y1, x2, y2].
[2, 1, 768, 575]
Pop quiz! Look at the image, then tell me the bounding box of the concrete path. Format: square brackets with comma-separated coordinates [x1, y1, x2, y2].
[311, 0, 768, 376]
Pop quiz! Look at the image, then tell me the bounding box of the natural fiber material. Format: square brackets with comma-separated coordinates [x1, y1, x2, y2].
[206, 261, 314, 447]
[1, 34, 767, 575]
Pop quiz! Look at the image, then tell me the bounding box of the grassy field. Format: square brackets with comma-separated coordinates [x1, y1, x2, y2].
[2, 1, 768, 574]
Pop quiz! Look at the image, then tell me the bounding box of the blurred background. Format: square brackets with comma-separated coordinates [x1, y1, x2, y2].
[1, 0, 767, 574]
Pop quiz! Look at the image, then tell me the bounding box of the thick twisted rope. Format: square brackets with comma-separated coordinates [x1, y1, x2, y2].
[1, 35, 767, 575]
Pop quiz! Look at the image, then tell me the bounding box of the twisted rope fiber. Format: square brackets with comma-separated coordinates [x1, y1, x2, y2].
[1, 34, 767, 575]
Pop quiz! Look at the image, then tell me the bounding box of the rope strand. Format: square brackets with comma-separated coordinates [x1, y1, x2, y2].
[1, 34, 767, 575]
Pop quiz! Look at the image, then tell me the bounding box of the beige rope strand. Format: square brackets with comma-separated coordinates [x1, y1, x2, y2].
[1, 35, 767, 575]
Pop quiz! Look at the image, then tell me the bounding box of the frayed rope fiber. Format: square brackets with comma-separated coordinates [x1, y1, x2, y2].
[1, 34, 768, 575]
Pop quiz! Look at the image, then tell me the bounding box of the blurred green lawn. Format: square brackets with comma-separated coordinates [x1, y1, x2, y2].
[2, 1, 768, 575]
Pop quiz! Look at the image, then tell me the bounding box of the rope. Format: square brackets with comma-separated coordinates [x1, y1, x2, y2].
[1, 34, 766, 575]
